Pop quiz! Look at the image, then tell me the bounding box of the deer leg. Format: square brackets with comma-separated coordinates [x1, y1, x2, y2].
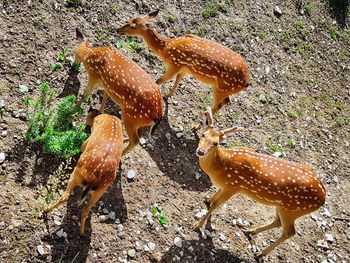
[255, 209, 297, 258]
[205, 189, 223, 204]
[165, 72, 185, 99]
[77, 79, 99, 106]
[245, 209, 281, 235]
[193, 190, 235, 229]
[44, 168, 81, 213]
[80, 185, 109, 235]
[121, 117, 140, 156]
[98, 91, 109, 113]
[80, 138, 90, 152]
[156, 65, 180, 85]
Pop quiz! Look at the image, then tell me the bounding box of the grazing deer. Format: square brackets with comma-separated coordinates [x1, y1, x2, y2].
[74, 28, 163, 155]
[117, 10, 250, 114]
[44, 109, 123, 235]
[194, 107, 326, 257]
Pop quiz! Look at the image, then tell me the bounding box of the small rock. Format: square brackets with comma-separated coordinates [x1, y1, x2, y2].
[146, 143, 154, 150]
[135, 241, 143, 251]
[290, 92, 297, 98]
[187, 246, 194, 252]
[127, 249, 136, 258]
[272, 152, 283, 158]
[274, 6, 282, 16]
[175, 132, 183, 139]
[103, 208, 109, 214]
[258, 94, 266, 103]
[323, 208, 331, 217]
[172, 100, 178, 106]
[1, 130, 7, 137]
[219, 233, 226, 241]
[165, 132, 171, 141]
[99, 215, 108, 222]
[127, 169, 136, 179]
[109, 212, 116, 220]
[11, 219, 22, 227]
[265, 66, 270, 74]
[0, 99, 4, 108]
[195, 209, 208, 219]
[143, 245, 150, 252]
[0, 152, 5, 164]
[116, 224, 123, 231]
[139, 137, 147, 145]
[148, 242, 155, 251]
[56, 228, 64, 238]
[37, 245, 45, 255]
[325, 233, 334, 242]
[317, 239, 329, 249]
[174, 237, 182, 248]
[194, 172, 201, 180]
[310, 214, 318, 221]
[54, 220, 61, 226]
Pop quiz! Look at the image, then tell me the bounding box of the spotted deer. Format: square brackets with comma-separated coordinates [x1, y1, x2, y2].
[74, 28, 163, 155]
[44, 109, 123, 235]
[117, 10, 250, 114]
[194, 107, 326, 257]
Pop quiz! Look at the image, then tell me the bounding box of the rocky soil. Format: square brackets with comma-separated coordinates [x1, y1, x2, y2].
[0, 0, 349, 262]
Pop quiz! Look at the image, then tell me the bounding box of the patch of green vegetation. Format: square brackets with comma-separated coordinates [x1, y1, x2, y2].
[258, 32, 266, 40]
[286, 109, 300, 117]
[0, 109, 4, 117]
[151, 206, 167, 225]
[196, 26, 206, 37]
[231, 24, 244, 32]
[266, 140, 285, 153]
[166, 15, 176, 23]
[110, 7, 116, 15]
[203, 1, 228, 18]
[52, 47, 81, 72]
[117, 37, 145, 52]
[330, 27, 338, 40]
[294, 39, 310, 55]
[24, 82, 88, 158]
[282, 29, 292, 40]
[305, 3, 313, 11]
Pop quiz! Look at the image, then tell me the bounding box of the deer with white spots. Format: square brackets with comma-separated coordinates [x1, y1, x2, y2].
[117, 10, 250, 114]
[44, 109, 123, 235]
[194, 107, 326, 257]
[74, 28, 163, 155]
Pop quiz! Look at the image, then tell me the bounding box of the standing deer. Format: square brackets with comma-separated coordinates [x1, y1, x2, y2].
[44, 109, 123, 235]
[194, 107, 326, 257]
[117, 10, 250, 114]
[74, 28, 163, 155]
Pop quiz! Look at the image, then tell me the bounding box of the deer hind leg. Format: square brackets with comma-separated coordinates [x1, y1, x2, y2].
[80, 185, 109, 235]
[245, 209, 281, 235]
[44, 168, 81, 213]
[122, 117, 141, 156]
[77, 78, 100, 106]
[193, 190, 235, 229]
[256, 208, 297, 258]
[205, 189, 223, 204]
[211, 80, 231, 114]
[165, 72, 185, 99]
[98, 91, 109, 113]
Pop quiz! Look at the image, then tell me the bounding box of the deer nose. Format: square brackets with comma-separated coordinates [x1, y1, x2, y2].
[116, 28, 124, 35]
[196, 148, 205, 156]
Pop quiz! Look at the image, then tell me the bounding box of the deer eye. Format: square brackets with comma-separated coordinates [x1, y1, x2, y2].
[213, 142, 218, 146]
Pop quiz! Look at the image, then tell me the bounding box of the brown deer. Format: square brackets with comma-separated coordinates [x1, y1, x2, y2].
[117, 10, 250, 114]
[44, 109, 123, 235]
[74, 28, 163, 155]
[194, 107, 326, 257]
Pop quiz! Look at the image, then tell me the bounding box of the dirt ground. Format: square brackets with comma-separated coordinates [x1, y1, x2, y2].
[0, 0, 349, 262]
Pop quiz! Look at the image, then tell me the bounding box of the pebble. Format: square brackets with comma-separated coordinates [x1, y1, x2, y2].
[99, 215, 108, 222]
[0, 152, 5, 163]
[148, 242, 155, 251]
[56, 228, 67, 238]
[165, 132, 171, 141]
[272, 152, 283, 158]
[139, 137, 147, 145]
[1, 130, 7, 137]
[194, 172, 201, 180]
[146, 143, 154, 150]
[258, 94, 267, 103]
[322, 208, 331, 217]
[172, 100, 178, 106]
[219, 233, 226, 241]
[195, 209, 208, 219]
[127, 249, 136, 258]
[174, 237, 182, 248]
[37, 245, 45, 255]
[310, 214, 318, 221]
[0, 99, 4, 108]
[274, 6, 282, 16]
[175, 132, 183, 139]
[127, 169, 136, 179]
[135, 241, 143, 251]
[188, 246, 194, 252]
[325, 233, 334, 242]
[109, 212, 116, 220]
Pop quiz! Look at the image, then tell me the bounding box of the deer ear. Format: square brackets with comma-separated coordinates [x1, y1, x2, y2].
[76, 28, 84, 43]
[199, 111, 208, 129]
[148, 9, 159, 19]
[221, 127, 244, 138]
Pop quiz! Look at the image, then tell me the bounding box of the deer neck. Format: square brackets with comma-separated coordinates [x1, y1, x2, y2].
[199, 147, 225, 174]
[142, 27, 169, 55]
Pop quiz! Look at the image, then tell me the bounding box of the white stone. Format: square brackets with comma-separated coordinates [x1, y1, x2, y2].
[127, 249, 136, 258]
[274, 6, 282, 16]
[323, 208, 331, 217]
[195, 209, 207, 219]
[165, 132, 171, 141]
[325, 233, 334, 242]
[310, 214, 318, 221]
[219, 233, 226, 241]
[139, 137, 147, 145]
[174, 237, 182, 247]
[56, 228, 64, 237]
[195, 172, 201, 179]
[272, 152, 282, 158]
[0, 152, 5, 163]
[127, 169, 136, 179]
[172, 100, 178, 106]
[37, 245, 45, 255]
[99, 215, 108, 222]
[148, 242, 155, 251]
[176, 132, 183, 139]
[109, 212, 116, 220]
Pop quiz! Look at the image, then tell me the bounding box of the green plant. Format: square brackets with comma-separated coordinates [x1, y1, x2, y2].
[166, 15, 176, 23]
[305, 3, 313, 11]
[259, 32, 266, 39]
[330, 28, 337, 40]
[151, 206, 167, 225]
[196, 26, 206, 37]
[286, 139, 295, 148]
[110, 7, 116, 14]
[0, 109, 3, 116]
[117, 37, 145, 52]
[52, 47, 81, 72]
[24, 82, 88, 158]
[203, 1, 228, 18]
[286, 109, 300, 117]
